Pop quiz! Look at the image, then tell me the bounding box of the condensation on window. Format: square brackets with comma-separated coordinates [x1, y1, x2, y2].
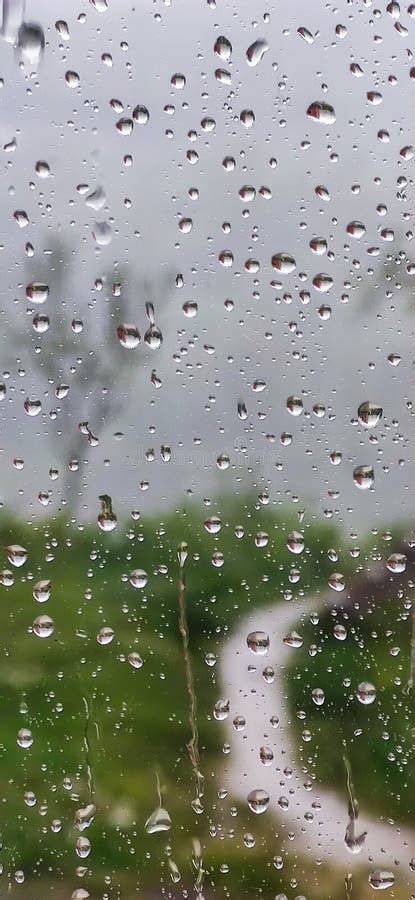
[0, 0, 414, 898]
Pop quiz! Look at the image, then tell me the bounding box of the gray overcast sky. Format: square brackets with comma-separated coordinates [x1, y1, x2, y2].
[0, 0, 413, 532]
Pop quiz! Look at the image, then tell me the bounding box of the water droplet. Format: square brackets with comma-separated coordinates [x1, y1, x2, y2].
[129, 569, 148, 588]
[177, 542, 188, 567]
[347, 221, 366, 239]
[215, 68, 231, 85]
[14, 209, 28, 228]
[97, 626, 114, 645]
[313, 273, 333, 292]
[306, 101, 336, 124]
[75, 804, 96, 831]
[286, 397, 303, 420]
[312, 688, 325, 705]
[17, 728, 33, 749]
[367, 91, 382, 105]
[356, 682, 376, 705]
[144, 324, 163, 349]
[75, 836, 91, 859]
[272, 253, 296, 274]
[214, 35, 232, 60]
[357, 401, 382, 429]
[85, 186, 106, 210]
[329, 572, 346, 592]
[298, 26, 315, 44]
[55, 20, 70, 39]
[310, 236, 327, 255]
[171, 72, 186, 89]
[205, 652, 217, 667]
[7, 545, 27, 567]
[246, 39, 269, 66]
[33, 580, 51, 602]
[353, 465, 374, 490]
[286, 531, 305, 554]
[283, 630, 303, 648]
[128, 651, 143, 669]
[65, 70, 80, 88]
[334, 623, 347, 641]
[259, 746, 274, 765]
[97, 494, 117, 532]
[117, 324, 141, 349]
[240, 109, 255, 127]
[92, 221, 113, 246]
[168, 858, 181, 883]
[203, 516, 221, 534]
[116, 117, 134, 136]
[32, 615, 54, 638]
[368, 870, 395, 890]
[246, 631, 270, 655]
[386, 552, 406, 573]
[24, 397, 42, 417]
[16, 22, 45, 67]
[262, 666, 274, 683]
[26, 282, 49, 304]
[133, 104, 149, 124]
[213, 698, 229, 720]
[32, 313, 49, 333]
[247, 788, 270, 814]
[145, 806, 171, 834]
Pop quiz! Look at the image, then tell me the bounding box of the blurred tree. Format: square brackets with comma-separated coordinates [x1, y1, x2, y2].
[12, 237, 174, 516]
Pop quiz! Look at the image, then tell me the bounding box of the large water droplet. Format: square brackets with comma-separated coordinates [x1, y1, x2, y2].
[246, 631, 269, 655]
[16, 22, 45, 67]
[145, 806, 172, 834]
[353, 465, 374, 490]
[386, 552, 406, 573]
[26, 282, 49, 304]
[272, 253, 296, 274]
[32, 614, 54, 638]
[7, 544, 27, 567]
[306, 101, 336, 124]
[214, 35, 232, 60]
[286, 531, 305, 554]
[368, 870, 395, 890]
[129, 569, 148, 588]
[246, 39, 268, 66]
[247, 789, 270, 814]
[117, 324, 141, 349]
[357, 401, 382, 428]
[356, 681, 376, 705]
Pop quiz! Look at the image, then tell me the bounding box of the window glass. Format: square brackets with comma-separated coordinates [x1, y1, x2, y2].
[0, 1, 413, 898]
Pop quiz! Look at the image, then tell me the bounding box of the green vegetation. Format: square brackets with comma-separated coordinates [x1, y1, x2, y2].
[0, 501, 411, 897]
[287, 574, 414, 826]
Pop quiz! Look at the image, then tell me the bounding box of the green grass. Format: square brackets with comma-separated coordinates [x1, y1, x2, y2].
[287, 579, 414, 826]
[0, 501, 410, 896]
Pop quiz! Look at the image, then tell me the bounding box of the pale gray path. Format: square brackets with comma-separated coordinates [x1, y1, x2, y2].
[220, 595, 414, 875]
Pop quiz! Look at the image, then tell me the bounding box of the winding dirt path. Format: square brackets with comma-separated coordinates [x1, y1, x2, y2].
[220, 594, 414, 875]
